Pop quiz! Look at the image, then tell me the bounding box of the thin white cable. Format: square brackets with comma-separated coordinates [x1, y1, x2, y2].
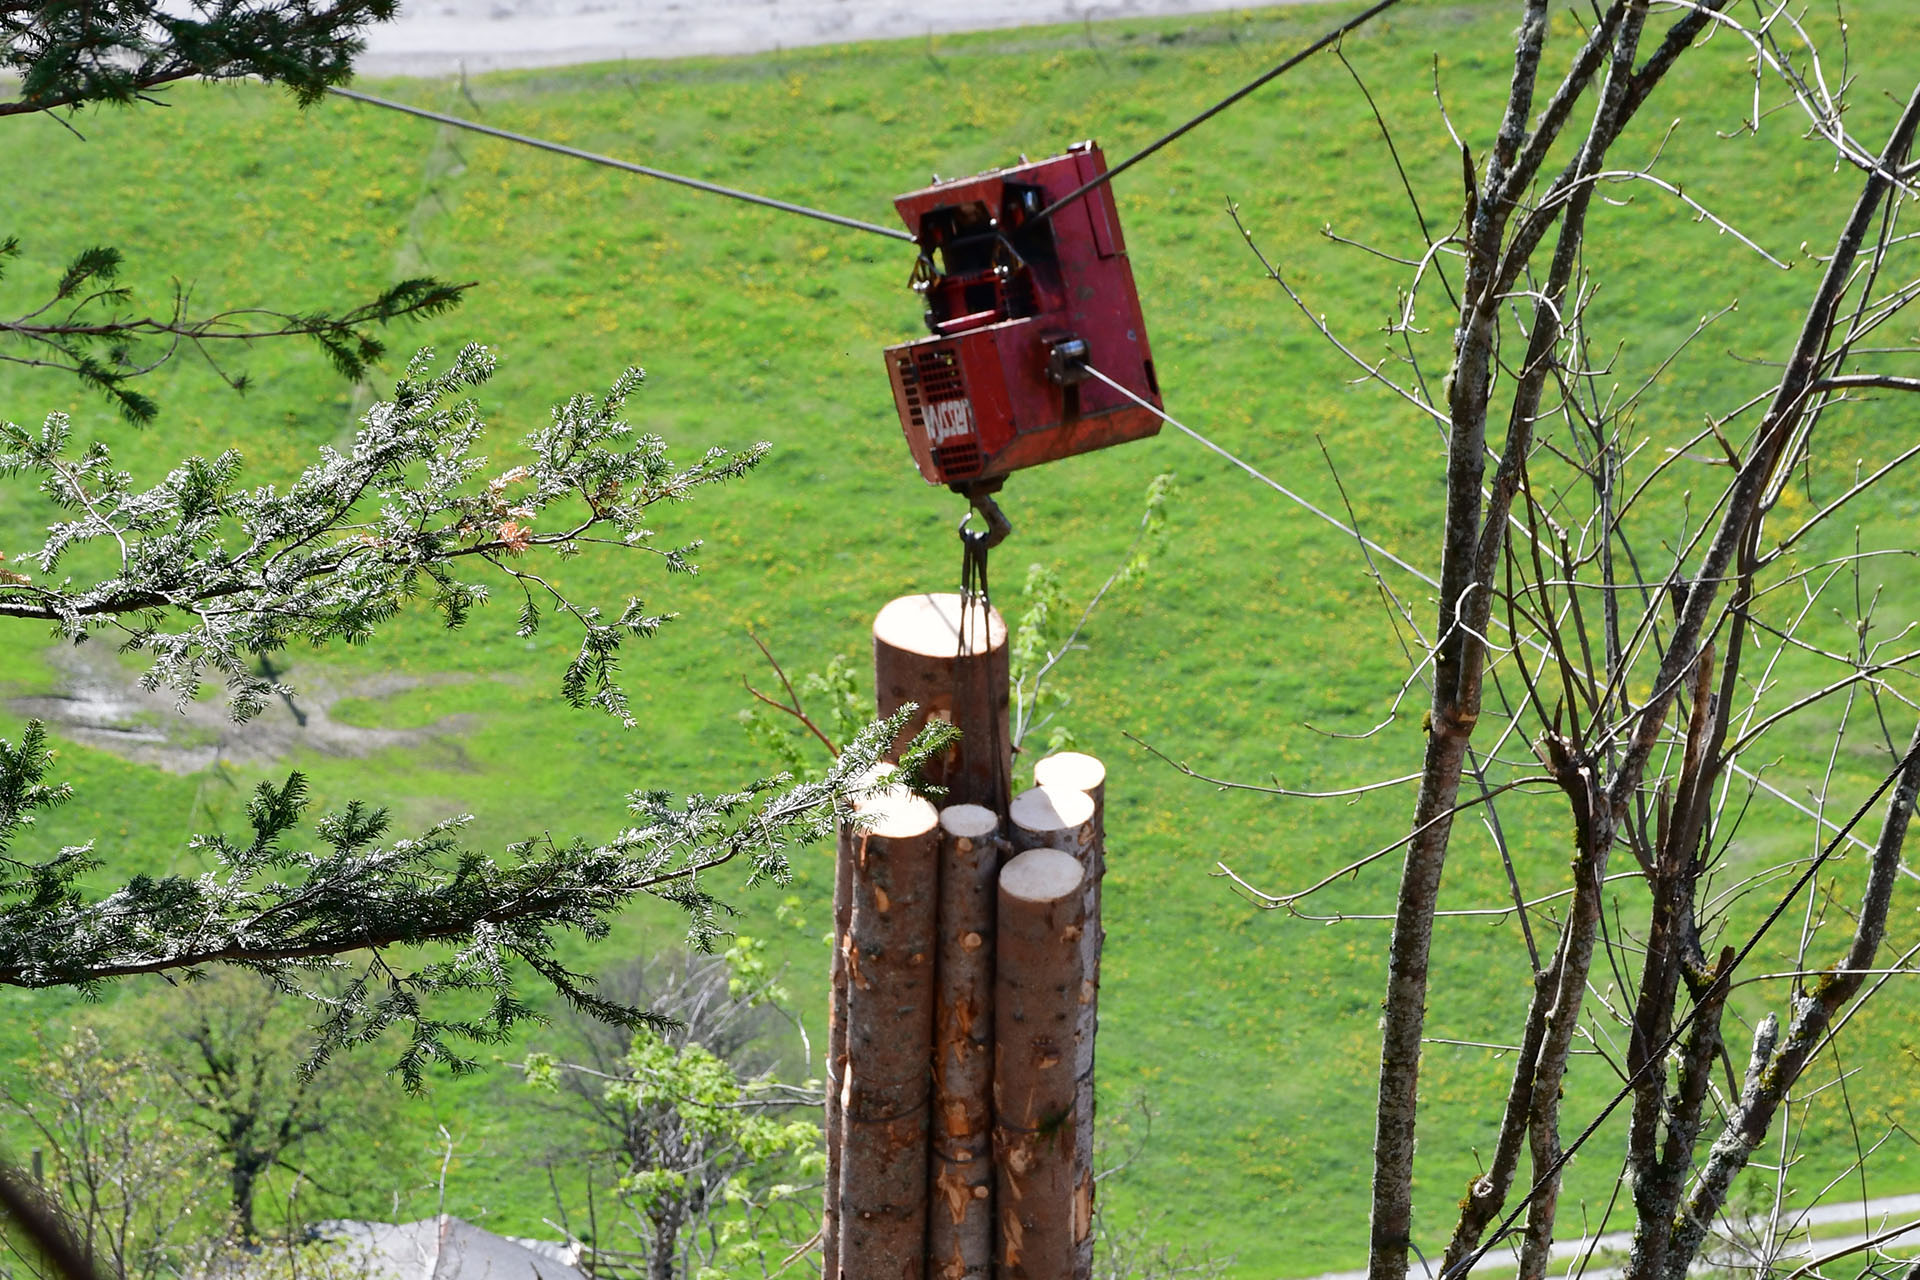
[1085, 364, 1907, 862]
[1085, 365, 1438, 587]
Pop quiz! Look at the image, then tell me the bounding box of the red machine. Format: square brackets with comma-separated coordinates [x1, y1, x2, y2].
[883, 143, 1163, 506]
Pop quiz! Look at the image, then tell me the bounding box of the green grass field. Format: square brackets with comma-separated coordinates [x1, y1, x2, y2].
[6, 2, 1920, 1273]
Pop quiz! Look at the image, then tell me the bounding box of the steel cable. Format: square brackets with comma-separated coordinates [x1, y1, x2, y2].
[1084, 363, 1436, 585]
[1034, 0, 1409, 225]
[326, 86, 915, 242]
[333, 0, 1405, 243]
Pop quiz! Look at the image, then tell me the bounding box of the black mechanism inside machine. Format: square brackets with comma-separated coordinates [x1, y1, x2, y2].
[918, 183, 1062, 330]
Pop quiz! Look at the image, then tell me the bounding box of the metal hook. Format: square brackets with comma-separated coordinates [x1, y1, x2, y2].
[956, 489, 1012, 552]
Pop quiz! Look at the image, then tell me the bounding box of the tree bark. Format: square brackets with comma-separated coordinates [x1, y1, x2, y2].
[1517, 801, 1612, 1279]
[1440, 943, 1560, 1274]
[1622, 650, 1722, 1280]
[929, 803, 1002, 1280]
[1369, 722, 1471, 1277]
[1623, 944, 1730, 1280]
[874, 593, 1011, 812]
[1020, 755, 1109, 1279]
[993, 847, 1085, 1280]
[839, 784, 941, 1280]
[824, 819, 854, 1280]
[826, 763, 897, 1280]
[648, 1208, 678, 1280]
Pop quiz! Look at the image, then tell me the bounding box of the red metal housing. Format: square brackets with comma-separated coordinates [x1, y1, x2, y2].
[883, 143, 1163, 489]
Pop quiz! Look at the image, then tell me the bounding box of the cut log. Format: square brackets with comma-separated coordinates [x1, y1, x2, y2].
[1008, 784, 1097, 861]
[928, 803, 1002, 1280]
[1032, 752, 1106, 839]
[840, 784, 941, 1280]
[1007, 785, 1100, 1090]
[1011, 770, 1107, 1277]
[993, 847, 1086, 1280]
[873, 593, 1011, 812]
[825, 764, 896, 1279]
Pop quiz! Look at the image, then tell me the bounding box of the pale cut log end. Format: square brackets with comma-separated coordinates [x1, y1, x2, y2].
[1000, 847, 1084, 904]
[940, 803, 1000, 839]
[1033, 752, 1106, 794]
[844, 764, 900, 827]
[847, 761, 898, 802]
[874, 592, 1008, 658]
[859, 785, 940, 839]
[1009, 785, 1097, 837]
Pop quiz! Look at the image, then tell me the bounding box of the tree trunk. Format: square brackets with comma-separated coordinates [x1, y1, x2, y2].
[1015, 759, 1107, 1279]
[873, 593, 1010, 812]
[232, 1151, 264, 1243]
[993, 847, 1085, 1280]
[928, 803, 1002, 1280]
[1518, 808, 1613, 1279]
[1370, 723, 1471, 1278]
[839, 784, 941, 1280]
[648, 1208, 679, 1280]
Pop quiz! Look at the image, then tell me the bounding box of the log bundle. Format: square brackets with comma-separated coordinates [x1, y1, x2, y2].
[824, 594, 1110, 1280]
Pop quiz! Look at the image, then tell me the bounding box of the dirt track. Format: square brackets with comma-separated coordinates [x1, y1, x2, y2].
[355, 0, 1311, 77]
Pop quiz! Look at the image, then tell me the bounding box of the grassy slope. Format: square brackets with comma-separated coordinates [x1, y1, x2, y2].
[4, 1, 1920, 1272]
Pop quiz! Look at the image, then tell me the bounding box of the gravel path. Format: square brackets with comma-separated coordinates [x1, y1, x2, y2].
[9, 645, 483, 776]
[1303, 1193, 1920, 1280]
[355, 0, 1313, 77]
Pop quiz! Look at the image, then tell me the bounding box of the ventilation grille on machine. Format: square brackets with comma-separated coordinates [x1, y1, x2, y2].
[934, 439, 982, 479]
[898, 346, 965, 406]
[895, 346, 981, 480]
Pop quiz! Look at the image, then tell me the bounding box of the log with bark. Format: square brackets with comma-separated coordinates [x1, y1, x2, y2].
[928, 802, 1004, 1280]
[824, 764, 896, 1278]
[1009, 772, 1104, 1271]
[993, 846, 1086, 1280]
[839, 782, 941, 1279]
[1027, 754, 1108, 1273]
[873, 592, 1010, 812]
[824, 817, 852, 1280]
